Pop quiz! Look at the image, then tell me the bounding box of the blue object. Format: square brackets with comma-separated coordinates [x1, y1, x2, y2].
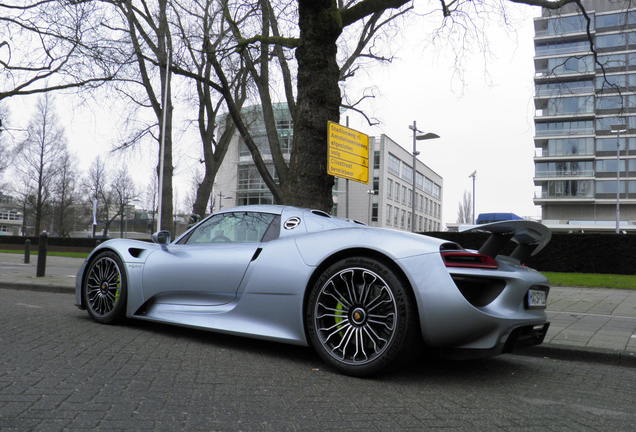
[476, 213, 523, 224]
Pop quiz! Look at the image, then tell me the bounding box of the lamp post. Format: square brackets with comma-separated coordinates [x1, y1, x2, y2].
[409, 121, 440, 232]
[610, 124, 627, 234]
[469, 170, 477, 224]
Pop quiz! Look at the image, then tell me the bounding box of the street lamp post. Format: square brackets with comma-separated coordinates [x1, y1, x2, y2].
[409, 121, 440, 232]
[469, 170, 477, 224]
[611, 124, 627, 234]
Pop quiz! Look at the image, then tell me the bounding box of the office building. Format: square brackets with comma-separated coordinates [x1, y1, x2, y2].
[215, 105, 444, 231]
[534, 0, 636, 230]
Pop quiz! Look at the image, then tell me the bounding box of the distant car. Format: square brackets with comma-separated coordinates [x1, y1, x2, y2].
[476, 212, 524, 224]
[75, 205, 551, 376]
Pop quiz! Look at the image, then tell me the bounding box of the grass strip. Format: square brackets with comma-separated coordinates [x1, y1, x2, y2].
[0, 249, 88, 259]
[542, 272, 636, 290]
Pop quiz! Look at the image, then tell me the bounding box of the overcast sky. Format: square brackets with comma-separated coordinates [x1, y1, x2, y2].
[5, 2, 542, 227]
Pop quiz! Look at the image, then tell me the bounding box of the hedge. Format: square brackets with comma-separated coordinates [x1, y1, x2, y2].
[423, 232, 636, 275]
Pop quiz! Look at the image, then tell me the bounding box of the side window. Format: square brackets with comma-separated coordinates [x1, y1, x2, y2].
[185, 212, 276, 244]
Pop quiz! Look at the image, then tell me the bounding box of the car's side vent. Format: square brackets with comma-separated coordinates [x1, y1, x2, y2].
[451, 275, 506, 307]
[128, 248, 145, 258]
[311, 210, 332, 218]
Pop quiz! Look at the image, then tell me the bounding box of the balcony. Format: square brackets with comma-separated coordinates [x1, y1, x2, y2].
[535, 126, 594, 137]
[534, 170, 594, 178]
[534, 191, 594, 201]
[534, 110, 594, 119]
[535, 84, 594, 97]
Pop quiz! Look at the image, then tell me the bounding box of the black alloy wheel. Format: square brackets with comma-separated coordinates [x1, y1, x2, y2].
[83, 251, 127, 324]
[306, 256, 415, 376]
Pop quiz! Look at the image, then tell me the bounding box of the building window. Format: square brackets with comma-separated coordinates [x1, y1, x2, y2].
[400, 210, 405, 228]
[373, 151, 380, 170]
[373, 176, 379, 192]
[432, 184, 441, 199]
[237, 191, 274, 205]
[419, 216, 423, 231]
[371, 203, 378, 222]
[387, 179, 393, 199]
[402, 186, 407, 204]
[238, 164, 277, 191]
[401, 163, 413, 182]
[407, 213, 411, 230]
[596, 11, 636, 29]
[0, 224, 7, 232]
[393, 208, 399, 226]
[0, 210, 18, 221]
[395, 182, 400, 202]
[407, 188, 412, 206]
[388, 153, 400, 176]
[386, 205, 392, 225]
[415, 172, 424, 191]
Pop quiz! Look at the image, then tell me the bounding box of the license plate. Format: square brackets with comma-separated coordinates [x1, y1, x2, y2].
[527, 288, 547, 309]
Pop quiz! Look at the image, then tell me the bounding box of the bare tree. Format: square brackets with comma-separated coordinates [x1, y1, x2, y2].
[95, 0, 175, 231]
[14, 93, 65, 234]
[170, 0, 249, 217]
[110, 166, 138, 238]
[83, 156, 112, 237]
[0, 1, 118, 100]
[165, 0, 593, 212]
[0, 104, 11, 176]
[52, 150, 78, 237]
[457, 190, 472, 224]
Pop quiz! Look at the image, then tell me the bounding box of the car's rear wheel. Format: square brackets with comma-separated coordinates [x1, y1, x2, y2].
[83, 251, 127, 324]
[306, 256, 415, 376]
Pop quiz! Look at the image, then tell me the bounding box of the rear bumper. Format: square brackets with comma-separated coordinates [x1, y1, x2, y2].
[441, 322, 550, 360]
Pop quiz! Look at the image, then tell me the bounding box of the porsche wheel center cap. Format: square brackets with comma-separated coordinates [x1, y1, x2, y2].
[351, 308, 366, 325]
[100, 282, 109, 293]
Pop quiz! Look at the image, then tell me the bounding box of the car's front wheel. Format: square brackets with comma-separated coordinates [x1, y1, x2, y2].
[83, 251, 127, 324]
[306, 256, 415, 376]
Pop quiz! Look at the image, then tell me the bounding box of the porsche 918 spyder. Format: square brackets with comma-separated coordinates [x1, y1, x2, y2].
[75, 205, 551, 376]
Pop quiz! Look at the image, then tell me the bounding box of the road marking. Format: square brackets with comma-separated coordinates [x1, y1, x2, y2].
[548, 310, 636, 320]
[15, 303, 43, 309]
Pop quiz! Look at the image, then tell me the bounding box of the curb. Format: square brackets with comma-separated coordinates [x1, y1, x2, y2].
[516, 343, 636, 368]
[0, 282, 74, 294]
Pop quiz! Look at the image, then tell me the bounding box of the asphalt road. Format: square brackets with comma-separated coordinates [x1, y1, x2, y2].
[1, 289, 634, 432]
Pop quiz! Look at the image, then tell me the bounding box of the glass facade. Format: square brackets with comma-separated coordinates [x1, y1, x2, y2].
[535, 14, 589, 37]
[534, 5, 636, 223]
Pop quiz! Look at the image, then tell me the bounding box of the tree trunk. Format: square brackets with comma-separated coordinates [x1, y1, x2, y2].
[285, 1, 342, 211]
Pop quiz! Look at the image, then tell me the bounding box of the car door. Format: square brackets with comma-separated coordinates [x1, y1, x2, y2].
[142, 211, 278, 305]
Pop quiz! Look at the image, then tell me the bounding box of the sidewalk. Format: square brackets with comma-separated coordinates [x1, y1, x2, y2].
[1, 252, 635, 365]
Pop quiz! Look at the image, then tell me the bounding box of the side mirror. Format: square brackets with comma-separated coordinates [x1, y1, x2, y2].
[152, 230, 171, 245]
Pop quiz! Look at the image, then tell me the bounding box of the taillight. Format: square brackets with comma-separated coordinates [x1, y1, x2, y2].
[441, 251, 498, 269]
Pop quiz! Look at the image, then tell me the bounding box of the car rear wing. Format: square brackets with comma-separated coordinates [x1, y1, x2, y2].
[459, 220, 552, 262]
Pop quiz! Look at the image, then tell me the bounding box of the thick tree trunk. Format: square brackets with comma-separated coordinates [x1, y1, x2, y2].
[284, 1, 342, 211]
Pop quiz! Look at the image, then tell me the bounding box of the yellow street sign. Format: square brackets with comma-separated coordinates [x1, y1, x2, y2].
[327, 121, 369, 184]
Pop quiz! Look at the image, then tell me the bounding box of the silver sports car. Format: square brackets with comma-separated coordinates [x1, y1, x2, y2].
[75, 205, 551, 376]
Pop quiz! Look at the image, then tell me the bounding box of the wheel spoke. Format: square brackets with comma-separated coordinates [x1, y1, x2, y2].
[325, 322, 352, 344]
[319, 318, 350, 332]
[360, 271, 377, 306]
[339, 270, 357, 304]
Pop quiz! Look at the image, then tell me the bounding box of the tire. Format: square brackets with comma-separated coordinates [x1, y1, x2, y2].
[305, 256, 415, 377]
[83, 251, 127, 324]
